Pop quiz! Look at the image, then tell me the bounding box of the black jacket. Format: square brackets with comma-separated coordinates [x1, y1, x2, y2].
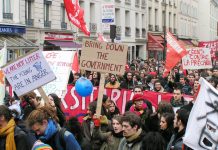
[0, 126, 31, 150]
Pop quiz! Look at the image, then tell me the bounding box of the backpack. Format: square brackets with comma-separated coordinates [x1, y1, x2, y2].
[59, 128, 67, 150]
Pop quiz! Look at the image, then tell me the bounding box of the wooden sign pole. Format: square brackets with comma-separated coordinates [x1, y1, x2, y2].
[37, 87, 49, 103]
[96, 73, 106, 117]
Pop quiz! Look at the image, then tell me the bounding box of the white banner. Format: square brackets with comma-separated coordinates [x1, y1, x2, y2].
[102, 0, 115, 32]
[184, 77, 218, 150]
[42, 51, 74, 96]
[2, 50, 56, 96]
[182, 47, 212, 69]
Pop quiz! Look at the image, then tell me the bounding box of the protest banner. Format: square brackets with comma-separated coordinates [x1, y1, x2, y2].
[2, 50, 56, 97]
[199, 40, 218, 59]
[184, 78, 218, 150]
[42, 51, 75, 96]
[63, 85, 193, 121]
[102, 0, 115, 32]
[182, 47, 212, 69]
[80, 39, 127, 116]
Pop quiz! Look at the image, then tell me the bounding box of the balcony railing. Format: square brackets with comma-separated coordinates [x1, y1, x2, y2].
[142, 28, 146, 38]
[116, 26, 122, 35]
[115, 0, 121, 2]
[26, 19, 34, 26]
[125, 26, 131, 36]
[90, 23, 97, 32]
[135, 0, 140, 7]
[135, 28, 140, 38]
[174, 28, 177, 34]
[44, 21, 51, 28]
[148, 24, 153, 31]
[61, 22, 67, 29]
[141, 0, 146, 8]
[125, 0, 131, 5]
[155, 25, 159, 31]
[3, 13, 13, 19]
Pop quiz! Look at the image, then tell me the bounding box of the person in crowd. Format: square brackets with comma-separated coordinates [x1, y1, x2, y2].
[178, 75, 192, 95]
[100, 95, 112, 119]
[0, 105, 31, 150]
[157, 101, 174, 118]
[105, 74, 120, 89]
[145, 75, 154, 91]
[31, 140, 53, 150]
[120, 72, 134, 89]
[125, 86, 153, 112]
[141, 132, 166, 150]
[108, 100, 120, 120]
[133, 74, 142, 86]
[167, 109, 189, 150]
[170, 88, 187, 112]
[66, 117, 85, 149]
[153, 80, 165, 93]
[139, 71, 146, 84]
[27, 106, 81, 150]
[164, 75, 175, 93]
[82, 101, 110, 150]
[187, 73, 195, 87]
[118, 112, 145, 150]
[159, 113, 174, 145]
[92, 115, 123, 150]
[191, 79, 200, 96]
[91, 72, 100, 86]
[48, 93, 66, 127]
[212, 66, 218, 77]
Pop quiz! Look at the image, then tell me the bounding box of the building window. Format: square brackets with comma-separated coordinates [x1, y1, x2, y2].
[25, 0, 34, 26]
[155, 9, 158, 26]
[44, 3, 50, 21]
[3, 0, 11, 13]
[44, 0, 52, 28]
[61, 3, 65, 22]
[90, 3, 95, 23]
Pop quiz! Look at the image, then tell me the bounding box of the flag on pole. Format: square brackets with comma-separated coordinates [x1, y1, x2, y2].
[0, 41, 7, 105]
[64, 0, 90, 36]
[183, 77, 218, 150]
[163, 31, 187, 77]
[72, 51, 79, 74]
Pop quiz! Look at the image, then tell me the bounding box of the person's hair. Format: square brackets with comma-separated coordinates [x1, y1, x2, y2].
[27, 106, 59, 127]
[102, 95, 109, 103]
[21, 91, 37, 104]
[88, 101, 97, 115]
[74, 72, 81, 77]
[157, 101, 174, 116]
[112, 115, 122, 124]
[48, 93, 61, 109]
[122, 111, 141, 129]
[133, 85, 143, 92]
[141, 132, 166, 150]
[161, 113, 174, 130]
[173, 87, 183, 94]
[0, 105, 13, 122]
[176, 109, 190, 127]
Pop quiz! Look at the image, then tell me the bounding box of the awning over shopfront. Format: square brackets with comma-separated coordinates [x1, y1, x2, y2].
[0, 34, 37, 49]
[147, 33, 164, 51]
[46, 41, 82, 49]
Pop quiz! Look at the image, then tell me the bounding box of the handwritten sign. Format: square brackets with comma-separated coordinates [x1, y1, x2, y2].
[199, 40, 218, 59]
[182, 47, 212, 69]
[42, 51, 74, 96]
[80, 39, 128, 74]
[2, 50, 56, 96]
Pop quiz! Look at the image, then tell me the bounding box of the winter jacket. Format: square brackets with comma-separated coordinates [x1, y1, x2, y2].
[0, 126, 31, 150]
[167, 129, 185, 150]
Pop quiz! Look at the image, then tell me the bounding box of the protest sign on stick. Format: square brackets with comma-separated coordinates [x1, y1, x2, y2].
[80, 39, 127, 116]
[182, 47, 212, 69]
[2, 50, 56, 97]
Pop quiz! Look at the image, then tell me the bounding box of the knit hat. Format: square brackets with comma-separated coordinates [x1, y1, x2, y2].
[32, 141, 53, 150]
[132, 94, 144, 103]
[149, 71, 157, 77]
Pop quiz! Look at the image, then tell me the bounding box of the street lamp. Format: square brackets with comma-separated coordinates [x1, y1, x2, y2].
[163, 0, 167, 61]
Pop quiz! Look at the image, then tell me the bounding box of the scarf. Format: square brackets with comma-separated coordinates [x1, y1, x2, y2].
[126, 128, 142, 142]
[0, 119, 16, 150]
[39, 119, 58, 142]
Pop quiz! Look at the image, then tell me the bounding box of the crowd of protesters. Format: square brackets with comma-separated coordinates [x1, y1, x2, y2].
[1, 57, 218, 150]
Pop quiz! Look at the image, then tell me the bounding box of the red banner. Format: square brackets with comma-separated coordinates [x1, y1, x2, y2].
[62, 85, 193, 121]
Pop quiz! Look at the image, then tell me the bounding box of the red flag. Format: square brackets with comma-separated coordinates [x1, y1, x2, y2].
[64, 0, 90, 36]
[97, 33, 107, 42]
[72, 51, 79, 73]
[163, 32, 187, 77]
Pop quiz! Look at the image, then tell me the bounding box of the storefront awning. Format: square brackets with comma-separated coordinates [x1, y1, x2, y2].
[147, 33, 164, 51]
[0, 34, 37, 49]
[46, 41, 82, 49]
[178, 39, 195, 48]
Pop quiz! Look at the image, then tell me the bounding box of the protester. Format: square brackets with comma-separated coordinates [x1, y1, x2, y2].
[48, 93, 66, 127]
[153, 80, 165, 93]
[170, 88, 187, 112]
[105, 74, 120, 89]
[0, 105, 31, 150]
[120, 72, 134, 89]
[178, 75, 192, 95]
[141, 132, 166, 150]
[27, 106, 81, 150]
[157, 101, 174, 118]
[167, 109, 189, 150]
[118, 112, 145, 150]
[159, 113, 174, 145]
[93, 115, 123, 150]
[108, 100, 120, 120]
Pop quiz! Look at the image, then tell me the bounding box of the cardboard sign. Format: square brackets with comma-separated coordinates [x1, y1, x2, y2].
[42, 51, 74, 96]
[182, 47, 212, 69]
[198, 40, 218, 59]
[2, 50, 56, 96]
[80, 39, 128, 74]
